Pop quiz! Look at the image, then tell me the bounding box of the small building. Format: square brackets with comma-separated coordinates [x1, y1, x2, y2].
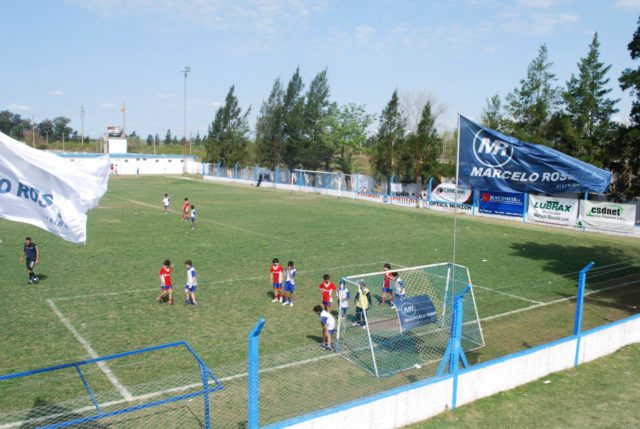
[103, 126, 127, 154]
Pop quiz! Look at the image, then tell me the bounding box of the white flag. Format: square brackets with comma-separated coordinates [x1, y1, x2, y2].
[0, 131, 109, 243]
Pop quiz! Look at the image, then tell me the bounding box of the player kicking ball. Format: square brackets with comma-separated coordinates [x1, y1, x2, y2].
[184, 260, 198, 306]
[157, 259, 173, 305]
[270, 258, 284, 303]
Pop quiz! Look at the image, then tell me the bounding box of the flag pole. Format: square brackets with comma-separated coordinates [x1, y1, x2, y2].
[452, 114, 461, 267]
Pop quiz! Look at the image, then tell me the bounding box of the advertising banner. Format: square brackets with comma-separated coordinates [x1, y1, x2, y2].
[458, 116, 611, 194]
[579, 200, 637, 234]
[430, 183, 473, 214]
[528, 194, 579, 227]
[478, 190, 525, 217]
[395, 295, 438, 332]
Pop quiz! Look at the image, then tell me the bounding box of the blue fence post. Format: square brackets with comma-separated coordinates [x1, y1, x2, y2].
[472, 189, 478, 216]
[355, 174, 360, 194]
[574, 261, 595, 367]
[234, 162, 239, 179]
[201, 364, 211, 429]
[217, 161, 221, 177]
[523, 192, 528, 223]
[297, 170, 303, 188]
[248, 319, 265, 429]
[427, 177, 433, 208]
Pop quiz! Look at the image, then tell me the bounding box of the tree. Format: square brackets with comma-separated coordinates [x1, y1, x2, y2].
[0, 110, 31, 140]
[321, 103, 373, 174]
[164, 129, 173, 145]
[402, 101, 442, 191]
[612, 16, 640, 199]
[281, 67, 306, 169]
[399, 90, 446, 133]
[37, 119, 55, 144]
[505, 44, 561, 144]
[480, 94, 504, 130]
[146, 134, 154, 146]
[205, 85, 252, 166]
[563, 33, 619, 165]
[154, 134, 160, 146]
[255, 78, 285, 170]
[52, 117, 72, 142]
[302, 69, 333, 169]
[370, 90, 405, 190]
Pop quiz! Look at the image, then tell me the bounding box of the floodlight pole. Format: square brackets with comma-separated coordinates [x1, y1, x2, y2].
[182, 66, 191, 156]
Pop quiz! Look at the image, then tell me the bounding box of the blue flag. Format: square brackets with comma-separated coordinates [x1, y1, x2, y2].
[458, 116, 611, 194]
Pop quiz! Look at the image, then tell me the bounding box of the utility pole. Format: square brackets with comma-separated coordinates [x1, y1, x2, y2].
[31, 114, 35, 147]
[81, 104, 85, 147]
[181, 66, 191, 156]
[121, 102, 126, 135]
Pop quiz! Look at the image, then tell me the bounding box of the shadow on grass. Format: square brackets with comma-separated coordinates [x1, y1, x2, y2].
[19, 397, 108, 429]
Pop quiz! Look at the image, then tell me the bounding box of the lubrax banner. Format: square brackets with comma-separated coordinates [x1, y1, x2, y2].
[458, 116, 612, 194]
[528, 195, 579, 227]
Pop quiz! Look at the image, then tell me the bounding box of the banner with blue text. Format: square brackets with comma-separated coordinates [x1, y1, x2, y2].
[478, 190, 525, 217]
[458, 116, 611, 194]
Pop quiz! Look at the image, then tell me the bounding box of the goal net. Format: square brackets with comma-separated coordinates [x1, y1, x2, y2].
[336, 263, 484, 377]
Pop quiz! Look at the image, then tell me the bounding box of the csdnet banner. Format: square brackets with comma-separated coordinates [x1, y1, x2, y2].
[579, 200, 637, 234]
[528, 194, 579, 227]
[478, 190, 525, 217]
[430, 182, 473, 214]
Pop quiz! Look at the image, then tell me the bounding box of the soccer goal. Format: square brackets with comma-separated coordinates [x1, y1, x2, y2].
[336, 263, 484, 377]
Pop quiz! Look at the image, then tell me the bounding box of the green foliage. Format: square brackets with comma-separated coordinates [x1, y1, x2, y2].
[146, 134, 154, 146]
[505, 44, 561, 144]
[480, 94, 504, 130]
[282, 68, 306, 169]
[370, 90, 405, 186]
[620, 16, 640, 125]
[205, 85, 252, 166]
[302, 69, 333, 170]
[563, 33, 619, 165]
[164, 129, 172, 145]
[321, 103, 373, 174]
[0, 110, 32, 140]
[256, 78, 285, 170]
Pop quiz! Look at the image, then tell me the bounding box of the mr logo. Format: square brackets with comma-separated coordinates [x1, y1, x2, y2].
[473, 130, 513, 168]
[401, 302, 417, 318]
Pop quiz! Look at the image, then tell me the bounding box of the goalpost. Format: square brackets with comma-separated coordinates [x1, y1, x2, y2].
[336, 263, 484, 377]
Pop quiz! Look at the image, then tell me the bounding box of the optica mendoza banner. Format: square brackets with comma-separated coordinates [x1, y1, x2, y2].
[528, 194, 579, 227]
[458, 116, 612, 194]
[579, 200, 637, 234]
[430, 182, 473, 214]
[478, 190, 525, 217]
[395, 295, 438, 333]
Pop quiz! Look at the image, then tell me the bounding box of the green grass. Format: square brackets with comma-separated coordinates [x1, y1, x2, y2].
[0, 175, 639, 428]
[407, 343, 640, 429]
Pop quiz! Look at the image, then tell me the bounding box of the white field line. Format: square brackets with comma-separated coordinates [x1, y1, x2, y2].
[50, 261, 388, 301]
[111, 195, 292, 243]
[46, 300, 133, 401]
[475, 285, 543, 305]
[5, 278, 638, 429]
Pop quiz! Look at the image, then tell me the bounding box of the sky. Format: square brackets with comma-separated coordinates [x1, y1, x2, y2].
[1, 0, 639, 139]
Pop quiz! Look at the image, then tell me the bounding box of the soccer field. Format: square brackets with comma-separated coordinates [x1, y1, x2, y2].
[1, 175, 639, 428]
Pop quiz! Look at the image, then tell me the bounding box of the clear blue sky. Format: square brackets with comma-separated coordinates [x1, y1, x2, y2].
[1, 0, 638, 139]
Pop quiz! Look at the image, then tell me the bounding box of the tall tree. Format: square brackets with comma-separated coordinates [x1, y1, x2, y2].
[612, 16, 640, 200]
[400, 101, 442, 190]
[480, 94, 504, 130]
[146, 134, 154, 146]
[164, 129, 173, 145]
[563, 33, 619, 165]
[255, 78, 285, 171]
[505, 44, 561, 144]
[37, 119, 55, 143]
[205, 85, 252, 166]
[281, 67, 306, 169]
[154, 134, 160, 146]
[303, 69, 332, 169]
[0, 110, 31, 140]
[321, 103, 373, 174]
[52, 116, 72, 142]
[370, 90, 405, 191]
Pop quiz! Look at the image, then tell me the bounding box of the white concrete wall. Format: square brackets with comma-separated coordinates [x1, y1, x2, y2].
[62, 155, 203, 176]
[269, 314, 640, 429]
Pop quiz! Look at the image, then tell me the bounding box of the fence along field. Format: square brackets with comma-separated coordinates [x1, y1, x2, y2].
[0, 175, 639, 428]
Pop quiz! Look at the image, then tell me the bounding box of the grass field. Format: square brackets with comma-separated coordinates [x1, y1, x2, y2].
[407, 343, 640, 429]
[1, 175, 639, 428]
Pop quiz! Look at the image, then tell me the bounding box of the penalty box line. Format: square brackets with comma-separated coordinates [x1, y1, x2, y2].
[46, 299, 133, 401]
[50, 260, 389, 302]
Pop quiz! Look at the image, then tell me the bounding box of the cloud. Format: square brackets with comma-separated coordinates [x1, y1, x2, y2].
[6, 104, 31, 111]
[156, 93, 174, 99]
[208, 101, 223, 108]
[47, 89, 66, 96]
[518, 0, 557, 8]
[500, 11, 579, 35]
[355, 25, 375, 42]
[613, 0, 640, 10]
[98, 102, 117, 109]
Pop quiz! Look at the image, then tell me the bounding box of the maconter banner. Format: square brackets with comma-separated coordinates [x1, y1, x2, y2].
[528, 194, 579, 227]
[579, 200, 637, 234]
[395, 295, 438, 333]
[478, 190, 525, 217]
[458, 116, 612, 194]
